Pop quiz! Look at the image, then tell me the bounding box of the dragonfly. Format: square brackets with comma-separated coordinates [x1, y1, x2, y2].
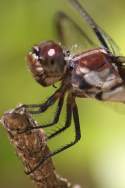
[24, 0, 125, 174]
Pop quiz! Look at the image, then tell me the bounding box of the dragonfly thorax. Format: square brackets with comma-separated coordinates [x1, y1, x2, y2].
[71, 48, 124, 101]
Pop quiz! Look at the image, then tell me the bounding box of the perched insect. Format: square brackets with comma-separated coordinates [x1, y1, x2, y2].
[24, 0, 125, 174]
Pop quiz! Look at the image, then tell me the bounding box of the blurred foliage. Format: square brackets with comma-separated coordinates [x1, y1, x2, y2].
[1, 0, 125, 188]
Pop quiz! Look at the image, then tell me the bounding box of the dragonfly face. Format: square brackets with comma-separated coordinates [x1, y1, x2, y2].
[27, 41, 67, 86]
[24, 0, 125, 175]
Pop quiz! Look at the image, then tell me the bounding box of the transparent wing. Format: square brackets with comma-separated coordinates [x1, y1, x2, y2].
[69, 0, 121, 56]
[98, 27, 121, 55]
[54, 11, 98, 54]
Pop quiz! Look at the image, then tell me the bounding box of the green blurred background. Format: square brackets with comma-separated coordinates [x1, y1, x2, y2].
[1, 0, 125, 187]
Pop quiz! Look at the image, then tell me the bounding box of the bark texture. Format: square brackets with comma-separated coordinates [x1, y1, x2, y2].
[1, 105, 81, 188]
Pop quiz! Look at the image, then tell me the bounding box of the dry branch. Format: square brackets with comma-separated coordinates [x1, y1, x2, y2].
[1, 105, 81, 188]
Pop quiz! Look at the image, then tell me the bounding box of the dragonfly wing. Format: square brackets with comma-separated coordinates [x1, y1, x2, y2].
[99, 27, 121, 56]
[69, 0, 121, 56]
[54, 11, 97, 54]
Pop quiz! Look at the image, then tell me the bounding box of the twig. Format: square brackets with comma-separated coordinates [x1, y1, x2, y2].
[1, 105, 81, 188]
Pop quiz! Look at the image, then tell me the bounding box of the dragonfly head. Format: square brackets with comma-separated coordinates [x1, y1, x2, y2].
[27, 41, 69, 86]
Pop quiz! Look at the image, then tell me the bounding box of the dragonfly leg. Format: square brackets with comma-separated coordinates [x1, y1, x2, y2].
[18, 87, 66, 134]
[22, 87, 64, 115]
[19, 95, 65, 135]
[26, 95, 81, 175]
[47, 93, 73, 139]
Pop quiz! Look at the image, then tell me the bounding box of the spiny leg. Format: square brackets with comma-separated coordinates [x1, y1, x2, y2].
[18, 87, 66, 133]
[72, 98, 81, 140]
[48, 95, 81, 140]
[21, 95, 65, 134]
[26, 95, 81, 175]
[47, 93, 73, 139]
[39, 94, 65, 128]
[23, 86, 64, 114]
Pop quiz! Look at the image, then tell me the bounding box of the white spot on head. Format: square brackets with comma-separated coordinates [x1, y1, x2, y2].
[48, 49, 55, 57]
